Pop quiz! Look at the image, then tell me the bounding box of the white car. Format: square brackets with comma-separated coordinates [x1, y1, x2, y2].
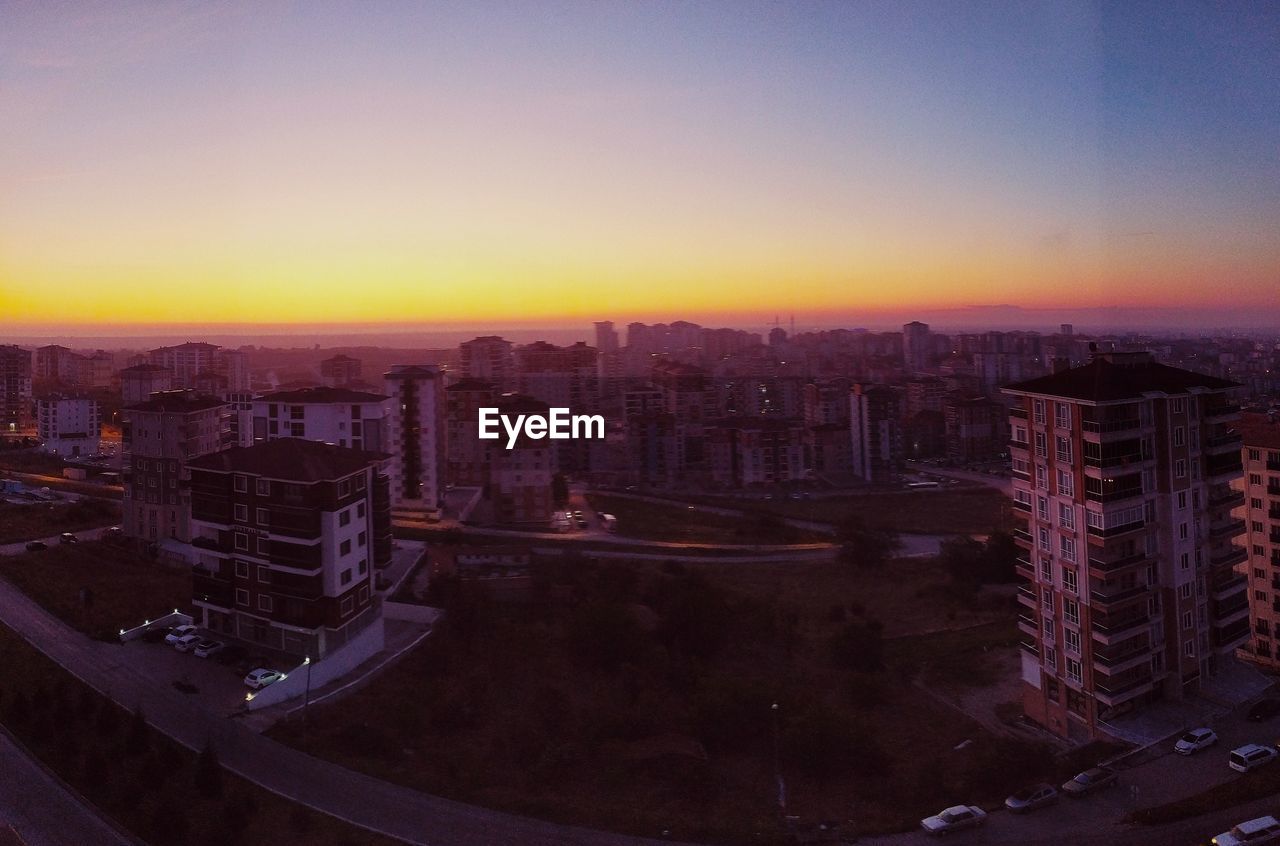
[243, 668, 285, 690]
[163, 624, 198, 645]
[1175, 727, 1218, 755]
[1213, 815, 1280, 845]
[1229, 744, 1279, 773]
[192, 639, 224, 659]
[920, 805, 986, 836]
[172, 633, 201, 652]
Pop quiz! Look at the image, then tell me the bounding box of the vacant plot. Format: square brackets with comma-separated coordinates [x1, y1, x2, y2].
[0, 540, 188, 637]
[584, 494, 827, 545]
[269, 555, 1048, 843]
[0, 498, 121, 544]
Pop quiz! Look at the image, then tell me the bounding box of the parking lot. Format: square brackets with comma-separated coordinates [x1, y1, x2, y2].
[120, 630, 285, 717]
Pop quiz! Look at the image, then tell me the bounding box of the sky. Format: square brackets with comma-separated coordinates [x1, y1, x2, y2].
[1, 0, 1278, 334]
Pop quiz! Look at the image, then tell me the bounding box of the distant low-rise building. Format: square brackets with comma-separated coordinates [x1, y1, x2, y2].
[36, 394, 99, 457]
[320, 354, 363, 387]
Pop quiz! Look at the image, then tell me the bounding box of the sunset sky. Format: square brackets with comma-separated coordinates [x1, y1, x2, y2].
[2, 1, 1278, 332]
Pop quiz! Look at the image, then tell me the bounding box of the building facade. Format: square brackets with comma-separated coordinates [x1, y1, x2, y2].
[121, 364, 174, 405]
[0, 345, 33, 433]
[251, 387, 390, 451]
[384, 365, 446, 518]
[850, 383, 902, 483]
[1235, 413, 1280, 670]
[36, 394, 100, 457]
[187, 439, 391, 659]
[1005, 351, 1246, 742]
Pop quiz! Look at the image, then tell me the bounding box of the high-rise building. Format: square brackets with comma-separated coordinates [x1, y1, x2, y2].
[903, 321, 931, 373]
[459, 336, 514, 389]
[593, 321, 619, 354]
[850, 384, 902, 483]
[1004, 351, 1246, 741]
[320, 354, 363, 387]
[122, 391, 230, 543]
[148, 342, 221, 389]
[484, 393, 556, 526]
[251, 387, 390, 451]
[944, 393, 1006, 463]
[0, 345, 33, 433]
[121, 364, 173, 405]
[36, 394, 100, 457]
[187, 439, 391, 659]
[384, 365, 446, 519]
[1235, 413, 1280, 670]
[445, 379, 498, 486]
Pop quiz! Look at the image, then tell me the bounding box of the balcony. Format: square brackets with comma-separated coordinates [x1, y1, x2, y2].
[1204, 403, 1241, 422]
[1212, 616, 1251, 651]
[1268, 457, 1280, 472]
[1092, 612, 1150, 644]
[1017, 585, 1038, 609]
[1090, 583, 1152, 610]
[1208, 489, 1245, 509]
[1205, 454, 1244, 483]
[1018, 614, 1039, 637]
[1205, 431, 1243, 453]
[1210, 546, 1247, 569]
[1212, 575, 1247, 600]
[1010, 407, 1028, 420]
[1094, 673, 1155, 706]
[1081, 417, 1142, 439]
[1015, 556, 1034, 577]
[1018, 638, 1038, 657]
[1084, 451, 1145, 469]
[1013, 528, 1032, 545]
[1093, 639, 1152, 673]
[192, 571, 233, 608]
[1012, 498, 1032, 512]
[1087, 519, 1146, 539]
[1209, 519, 1247, 540]
[1088, 552, 1149, 576]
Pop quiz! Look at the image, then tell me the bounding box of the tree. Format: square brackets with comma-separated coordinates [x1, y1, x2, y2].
[551, 473, 570, 508]
[836, 516, 901, 568]
[940, 535, 986, 592]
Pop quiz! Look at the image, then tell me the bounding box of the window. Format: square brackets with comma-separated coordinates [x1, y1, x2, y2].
[1058, 503, 1074, 530]
[1064, 629, 1080, 655]
[1252, 498, 1263, 509]
[1177, 491, 1187, 509]
[1180, 552, 1190, 571]
[1174, 459, 1186, 478]
[1184, 639, 1195, 657]
[1250, 449, 1262, 461]
[256, 478, 270, 496]
[1056, 436, 1072, 462]
[234, 532, 248, 551]
[1066, 658, 1081, 683]
[1044, 646, 1056, 667]
[1034, 431, 1047, 458]
[1037, 496, 1049, 520]
[1182, 610, 1193, 630]
[355, 474, 366, 491]
[340, 539, 352, 556]
[1256, 568, 1267, 579]
[234, 475, 247, 493]
[257, 565, 271, 584]
[340, 568, 352, 585]
[1040, 559, 1053, 581]
[258, 595, 274, 612]
[1253, 521, 1264, 532]
[338, 478, 352, 497]
[1251, 473, 1263, 486]
[1063, 568, 1078, 595]
[1036, 465, 1048, 490]
[1038, 527, 1051, 552]
[358, 585, 369, 602]
[358, 531, 366, 547]
[1174, 426, 1186, 447]
[1055, 403, 1071, 429]
[235, 560, 249, 578]
[1042, 617, 1053, 637]
[339, 509, 351, 527]
[1056, 469, 1074, 497]
[1256, 545, 1266, 556]
[235, 588, 249, 606]
[1064, 599, 1079, 624]
[234, 504, 248, 522]
[256, 507, 269, 526]
[1172, 397, 1185, 413]
[1033, 399, 1046, 425]
[358, 558, 368, 574]
[1060, 536, 1076, 563]
[1042, 589, 1052, 609]
[340, 596, 354, 616]
[357, 502, 366, 518]
[1179, 522, 1189, 540]
[257, 536, 270, 555]
[1257, 590, 1269, 601]
[1013, 425, 1028, 444]
[1179, 582, 1192, 599]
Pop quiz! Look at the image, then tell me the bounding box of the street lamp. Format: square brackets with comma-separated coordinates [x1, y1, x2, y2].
[772, 701, 786, 815]
[303, 656, 313, 726]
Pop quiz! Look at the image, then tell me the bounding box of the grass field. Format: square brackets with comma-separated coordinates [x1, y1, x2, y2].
[0, 498, 121, 544]
[0, 622, 402, 846]
[268, 555, 1055, 843]
[584, 493, 828, 544]
[0, 540, 188, 637]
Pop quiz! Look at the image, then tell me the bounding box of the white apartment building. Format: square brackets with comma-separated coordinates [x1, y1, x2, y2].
[36, 395, 100, 457]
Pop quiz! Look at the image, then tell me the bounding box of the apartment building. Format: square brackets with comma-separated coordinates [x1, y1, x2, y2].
[1004, 351, 1246, 742]
[484, 393, 556, 526]
[1235, 413, 1280, 669]
[708, 418, 805, 488]
[384, 365, 446, 519]
[187, 439, 391, 659]
[148, 342, 221, 388]
[445, 378, 498, 486]
[320, 354, 363, 387]
[459, 336, 514, 389]
[903, 321, 931, 373]
[251, 387, 390, 451]
[944, 393, 1006, 463]
[850, 383, 902, 483]
[0, 345, 33, 433]
[35, 394, 99, 457]
[122, 391, 230, 542]
[121, 364, 173, 404]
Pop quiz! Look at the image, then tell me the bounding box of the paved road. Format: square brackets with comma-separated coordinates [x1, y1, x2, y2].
[0, 576, 689, 846]
[0, 730, 136, 846]
[0, 524, 118, 557]
[905, 462, 1013, 496]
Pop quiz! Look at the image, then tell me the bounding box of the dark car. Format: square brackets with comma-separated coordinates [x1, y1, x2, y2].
[1061, 767, 1118, 797]
[24, 540, 47, 552]
[59, 532, 78, 544]
[1248, 699, 1280, 722]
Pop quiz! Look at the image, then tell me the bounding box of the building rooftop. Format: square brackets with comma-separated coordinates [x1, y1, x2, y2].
[124, 392, 225, 413]
[258, 386, 388, 404]
[1004, 354, 1236, 402]
[187, 438, 389, 481]
[385, 364, 442, 378]
[446, 378, 497, 392]
[1239, 412, 1280, 450]
[120, 363, 170, 373]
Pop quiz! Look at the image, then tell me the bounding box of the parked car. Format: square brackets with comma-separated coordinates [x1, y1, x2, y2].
[243, 668, 285, 690]
[172, 633, 202, 653]
[1229, 744, 1279, 773]
[1061, 767, 1118, 797]
[100, 526, 124, 541]
[59, 532, 77, 544]
[1212, 815, 1280, 845]
[1248, 700, 1280, 722]
[164, 624, 198, 645]
[1004, 783, 1059, 813]
[1175, 727, 1219, 755]
[24, 541, 47, 552]
[193, 639, 224, 659]
[920, 805, 986, 836]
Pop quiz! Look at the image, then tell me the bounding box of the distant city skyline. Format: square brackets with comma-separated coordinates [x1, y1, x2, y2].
[3, 2, 1278, 328]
